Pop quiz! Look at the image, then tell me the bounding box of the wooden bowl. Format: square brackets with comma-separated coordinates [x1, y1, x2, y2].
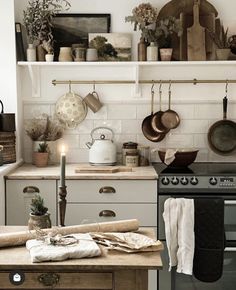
[158, 149, 199, 167]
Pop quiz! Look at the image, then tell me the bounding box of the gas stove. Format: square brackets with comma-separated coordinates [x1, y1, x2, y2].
[154, 162, 236, 194]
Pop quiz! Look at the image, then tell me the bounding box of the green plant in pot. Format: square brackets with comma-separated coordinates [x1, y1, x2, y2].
[33, 141, 49, 167]
[208, 25, 231, 60]
[28, 194, 51, 230]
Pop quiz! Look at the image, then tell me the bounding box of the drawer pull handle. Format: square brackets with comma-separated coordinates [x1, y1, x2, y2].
[99, 186, 116, 194]
[23, 186, 40, 194]
[38, 273, 60, 287]
[99, 210, 116, 217]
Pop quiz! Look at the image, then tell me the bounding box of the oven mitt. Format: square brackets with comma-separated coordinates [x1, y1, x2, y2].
[193, 198, 225, 282]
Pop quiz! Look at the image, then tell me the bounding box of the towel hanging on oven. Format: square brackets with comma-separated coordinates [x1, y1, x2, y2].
[193, 198, 225, 282]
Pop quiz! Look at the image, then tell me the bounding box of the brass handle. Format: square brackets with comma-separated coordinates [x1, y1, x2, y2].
[99, 210, 116, 217]
[99, 186, 116, 194]
[38, 273, 60, 287]
[23, 186, 40, 194]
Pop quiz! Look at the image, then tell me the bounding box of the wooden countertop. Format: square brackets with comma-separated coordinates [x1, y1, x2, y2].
[0, 226, 162, 270]
[5, 163, 158, 180]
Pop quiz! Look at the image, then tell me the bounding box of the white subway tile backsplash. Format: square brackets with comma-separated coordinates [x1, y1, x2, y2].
[194, 104, 222, 119]
[79, 134, 91, 149]
[194, 134, 208, 148]
[76, 120, 94, 134]
[114, 134, 137, 152]
[59, 134, 80, 149]
[66, 149, 89, 163]
[86, 106, 107, 120]
[121, 120, 140, 134]
[24, 104, 51, 119]
[165, 133, 194, 148]
[174, 120, 209, 134]
[107, 105, 136, 119]
[93, 120, 122, 133]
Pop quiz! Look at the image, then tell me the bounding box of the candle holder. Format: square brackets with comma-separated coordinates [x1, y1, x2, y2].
[58, 186, 67, 227]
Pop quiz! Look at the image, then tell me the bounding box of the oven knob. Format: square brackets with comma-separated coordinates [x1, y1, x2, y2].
[171, 177, 179, 185]
[190, 177, 198, 185]
[209, 177, 217, 186]
[161, 177, 170, 185]
[181, 177, 188, 185]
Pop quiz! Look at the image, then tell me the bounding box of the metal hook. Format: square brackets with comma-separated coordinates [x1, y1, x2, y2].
[168, 80, 172, 93]
[151, 80, 155, 94]
[69, 80, 72, 93]
[159, 80, 162, 94]
[93, 81, 96, 92]
[225, 79, 229, 96]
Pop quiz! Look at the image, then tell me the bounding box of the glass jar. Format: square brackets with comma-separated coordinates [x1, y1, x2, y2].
[138, 145, 150, 166]
[122, 142, 138, 165]
[125, 152, 139, 167]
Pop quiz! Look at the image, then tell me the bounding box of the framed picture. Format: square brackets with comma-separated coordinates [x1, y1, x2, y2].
[52, 13, 111, 60]
[89, 33, 132, 61]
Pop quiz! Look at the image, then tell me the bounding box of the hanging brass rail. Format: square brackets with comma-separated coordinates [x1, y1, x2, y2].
[52, 79, 236, 86]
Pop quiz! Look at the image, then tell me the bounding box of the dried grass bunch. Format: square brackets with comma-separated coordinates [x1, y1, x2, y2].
[25, 114, 65, 141]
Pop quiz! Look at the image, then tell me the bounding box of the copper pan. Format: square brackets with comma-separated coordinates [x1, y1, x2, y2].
[161, 81, 180, 129]
[142, 84, 166, 142]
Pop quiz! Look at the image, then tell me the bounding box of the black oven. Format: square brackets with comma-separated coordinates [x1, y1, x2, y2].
[154, 162, 236, 290]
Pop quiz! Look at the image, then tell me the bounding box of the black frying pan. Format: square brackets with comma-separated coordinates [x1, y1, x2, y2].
[208, 96, 236, 155]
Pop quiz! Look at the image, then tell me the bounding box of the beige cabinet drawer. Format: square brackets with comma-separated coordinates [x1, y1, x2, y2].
[65, 203, 157, 227]
[6, 180, 57, 226]
[64, 180, 157, 203]
[0, 272, 112, 289]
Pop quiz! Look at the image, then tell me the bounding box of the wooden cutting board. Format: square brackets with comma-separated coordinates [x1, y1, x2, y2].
[75, 165, 132, 173]
[187, 0, 206, 60]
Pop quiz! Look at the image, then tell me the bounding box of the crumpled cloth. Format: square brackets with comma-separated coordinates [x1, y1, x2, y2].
[26, 233, 101, 263]
[164, 149, 178, 165]
[90, 232, 164, 253]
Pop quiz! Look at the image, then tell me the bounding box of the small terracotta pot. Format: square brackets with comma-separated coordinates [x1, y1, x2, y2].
[28, 212, 52, 230]
[216, 48, 231, 60]
[33, 152, 49, 167]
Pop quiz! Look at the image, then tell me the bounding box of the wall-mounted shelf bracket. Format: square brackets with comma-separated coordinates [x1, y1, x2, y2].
[28, 65, 41, 98]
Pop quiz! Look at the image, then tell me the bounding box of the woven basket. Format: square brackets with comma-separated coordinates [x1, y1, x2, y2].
[0, 132, 16, 164]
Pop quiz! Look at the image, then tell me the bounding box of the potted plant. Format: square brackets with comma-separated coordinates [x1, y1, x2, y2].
[28, 194, 51, 230]
[125, 3, 182, 61]
[208, 25, 231, 60]
[23, 0, 70, 61]
[33, 141, 49, 167]
[25, 114, 65, 164]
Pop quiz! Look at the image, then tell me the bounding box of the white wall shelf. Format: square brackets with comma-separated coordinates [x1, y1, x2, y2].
[18, 61, 236, 98]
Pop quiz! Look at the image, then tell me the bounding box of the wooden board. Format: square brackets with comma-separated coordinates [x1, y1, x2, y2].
[187, 0, 206, 60]
[75, 165, 133, 173]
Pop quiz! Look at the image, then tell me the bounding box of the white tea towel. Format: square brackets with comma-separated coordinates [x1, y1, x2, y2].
[26, 233, 101, 263]
[163, 198, 194, 275]
[164, 149, 178, 165]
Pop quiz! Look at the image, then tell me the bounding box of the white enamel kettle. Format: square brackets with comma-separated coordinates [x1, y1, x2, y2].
[86, 127, 117, 165]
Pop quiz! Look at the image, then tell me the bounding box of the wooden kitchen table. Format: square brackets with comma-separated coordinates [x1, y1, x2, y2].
[0, 226, 162, 289]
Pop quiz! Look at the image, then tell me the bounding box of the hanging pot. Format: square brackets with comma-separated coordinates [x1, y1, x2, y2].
[161, 81, 180, 129]
[142, 84, 166, 142]
[0, 100, 15, 132]
[208, 96, 236, 155]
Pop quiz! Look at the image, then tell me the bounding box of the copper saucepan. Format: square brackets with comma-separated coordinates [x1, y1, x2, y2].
[208, 96, 236, 155]
[142, 84, 166, 142]
[151, 82, 170, 135]
[161, 81, 180, 129]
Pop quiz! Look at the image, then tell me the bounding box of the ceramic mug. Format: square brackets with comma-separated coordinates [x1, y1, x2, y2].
[58, 47, 72, 62]
[72, 47, 86, 62]
[86, 48, 98, 61]
[83, 91, 103, 113]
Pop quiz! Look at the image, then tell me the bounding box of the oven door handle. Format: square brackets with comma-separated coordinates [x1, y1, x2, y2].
[225, 247, 236, 252]
[224, 201, 236, 205]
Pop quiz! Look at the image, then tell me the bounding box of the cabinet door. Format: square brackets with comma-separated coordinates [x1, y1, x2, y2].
[6, 180, 57, 226]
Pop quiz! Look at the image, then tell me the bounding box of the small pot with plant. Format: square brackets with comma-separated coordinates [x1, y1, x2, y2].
[33, 141, 49, 167]
[28, 194, 51, 230]
[208, 25, 231, 60]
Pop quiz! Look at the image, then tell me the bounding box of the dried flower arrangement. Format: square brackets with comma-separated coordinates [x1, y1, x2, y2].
[25, 114, 65, 141]
[125, 2, 182, 48]
[23, 0, 71, 52]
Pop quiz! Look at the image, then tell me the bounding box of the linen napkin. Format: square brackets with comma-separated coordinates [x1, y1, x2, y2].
[164, 149, 178, 165]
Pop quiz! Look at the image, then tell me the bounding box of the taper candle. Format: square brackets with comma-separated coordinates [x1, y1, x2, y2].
[60, 146, 66, 187]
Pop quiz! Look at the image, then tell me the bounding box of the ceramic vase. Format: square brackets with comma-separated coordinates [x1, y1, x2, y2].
[45, 53, 54, 62]
[28, 212, 52, 230]
[138, 37, 147, 61]
[216, 48, 231, 60]
[58, 47, 73, 62]
[160, 48, 173, 61]
[147, 42, 158, 61]
[27, 44, 36, 62]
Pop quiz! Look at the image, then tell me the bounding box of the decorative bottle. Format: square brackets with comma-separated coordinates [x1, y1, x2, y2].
[138, 37, 147, 61]
[26, 44, 36, 62]
[147, 42, 158, 61]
